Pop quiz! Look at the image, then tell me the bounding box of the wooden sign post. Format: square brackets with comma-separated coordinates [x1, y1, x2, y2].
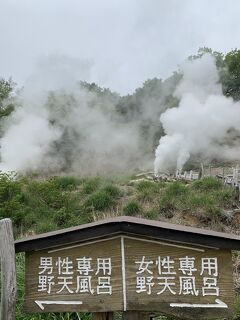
[0, 218, 17, 320]
[14, 216, 240, 319]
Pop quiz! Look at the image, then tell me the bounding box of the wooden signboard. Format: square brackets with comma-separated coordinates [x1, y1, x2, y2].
[24, 235, 235, 319]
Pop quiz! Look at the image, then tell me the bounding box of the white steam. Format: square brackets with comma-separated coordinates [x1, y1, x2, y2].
[0, 56, 152, 175]
[2, 53, 240, 176]
[154, 54, 240, 173]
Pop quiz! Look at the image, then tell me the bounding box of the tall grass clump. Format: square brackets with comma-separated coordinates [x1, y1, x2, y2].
[123, 201, 142, 216]
[102, 184, 121, 197]
[84, 191, 115, 211]
[157, 178, 235, 226]
[50, 176, 82, 191]
[82, 177, 101, 194]
[192, 176, 223, 191]
[158, 181, 189, 214]
[136, 180, 165, 201]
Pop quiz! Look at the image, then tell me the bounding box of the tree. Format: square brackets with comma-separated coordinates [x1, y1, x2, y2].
[0, 78, 16, 118]
[222, 49, 240, 100]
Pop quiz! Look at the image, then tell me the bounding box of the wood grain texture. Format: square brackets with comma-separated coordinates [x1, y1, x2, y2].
[124, 237, 234, 319]
[25, 238, 123, 313]
[0, 219, 17, 320]
[24, 235, 235, 319]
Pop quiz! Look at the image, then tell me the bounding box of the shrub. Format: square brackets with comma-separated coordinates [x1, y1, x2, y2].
[184, 193, 203, 210]
[158, 193, 178, 213]
[53, 208, 76, 227]
[123, 201, 142, 216]
[84, 191, 114, 211]
[136, 180, 157, 192]
[26, 180, 61, 208]
[102, 184, 121, 197]
[144, 209, 158, 220]
[158, 182, 188, 214]
[136, 180, 165, 200]
[192, 177, 223, 191]
[82, 177, 101, 194]
[164, 181, 189, 197]
[214, 188, 234, 207]
[35, 220, 58, 234]
[50, 176, 81, 190]
[0, 176, 22, 202]
[205, 204, 222, 216]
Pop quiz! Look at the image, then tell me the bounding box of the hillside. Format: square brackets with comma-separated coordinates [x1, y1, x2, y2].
[0, 173, 239, 319]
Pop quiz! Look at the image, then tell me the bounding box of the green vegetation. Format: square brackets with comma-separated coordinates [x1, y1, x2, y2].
[84, 190, 115, 211]
[192, 176, 223, 191]
[0, 78, 15, 120]
[82, 177, 101, 194]
[0, 173, 235, 238]
[123, 201, 142, 216]
[136, 180, 165, 201]
[157, 178, 234, 228]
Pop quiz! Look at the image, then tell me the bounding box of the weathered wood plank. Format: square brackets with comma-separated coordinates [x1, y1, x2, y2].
[124, 237, 234, 319]
[0, 218, 17, 320]
[25, 238, 123, 313]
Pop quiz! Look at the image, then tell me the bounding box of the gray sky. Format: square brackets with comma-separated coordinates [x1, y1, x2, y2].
[1, 0, 240, 94]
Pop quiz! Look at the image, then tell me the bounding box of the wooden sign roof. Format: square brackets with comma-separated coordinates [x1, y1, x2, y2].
[15, 216, 240, 253]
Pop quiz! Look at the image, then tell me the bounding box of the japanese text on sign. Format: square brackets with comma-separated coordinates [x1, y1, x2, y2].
[38, 256, 112, 295]
[135, 255, 219, 297]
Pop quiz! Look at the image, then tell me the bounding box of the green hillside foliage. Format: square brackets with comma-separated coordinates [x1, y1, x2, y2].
[0, 174, 235, 239]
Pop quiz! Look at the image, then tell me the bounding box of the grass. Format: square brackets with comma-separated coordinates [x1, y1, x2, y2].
[123, 201, 142, 216]
[84, 190, 115, 211]
[232, 294, 240, 320]
[136, 180, 165, 201]
[82, 177, 101, 194]
[156, 178, 234, 227]
[101, 184, 121, 197]
[192, 176, 223, 191]
[0, 173, 235, 233]
[50, 176, 82, 191]
[0, 174, 234, 237]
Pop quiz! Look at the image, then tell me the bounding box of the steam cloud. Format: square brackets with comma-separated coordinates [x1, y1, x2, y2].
[0, 56, 153, 175]
[154, 54, 240, 174]
[2, 53, 240, 176]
